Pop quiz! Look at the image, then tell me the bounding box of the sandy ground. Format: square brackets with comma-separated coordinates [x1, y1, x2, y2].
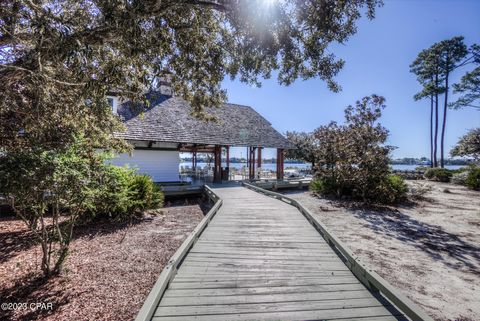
[282, 181, 480, 321]
[0, 198, 207, 321]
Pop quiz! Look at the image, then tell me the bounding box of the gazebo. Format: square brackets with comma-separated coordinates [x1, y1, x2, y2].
[112, 90, 294, 184]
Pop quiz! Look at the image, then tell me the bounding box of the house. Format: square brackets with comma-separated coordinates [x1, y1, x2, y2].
[109, 84, 294, 183]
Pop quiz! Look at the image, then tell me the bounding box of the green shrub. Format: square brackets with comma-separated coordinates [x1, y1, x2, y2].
[90, 165, 132, 219]
[415, 166, 429, 172]
[451, 171, 469, 185]
[450, 167, 468, 174]
[310, 177, 334, 195]
[309, 176, 349, 197]
[89, 165, 164, 221]
[129, 174, 164, 211]
[407, 182, 432, 201]
[379, 174, 408, 204]
[424, 168, 453, 182]
[465, 166, 480, 190]
[311, 174, 407, 204]
[310, 178, 326, 194]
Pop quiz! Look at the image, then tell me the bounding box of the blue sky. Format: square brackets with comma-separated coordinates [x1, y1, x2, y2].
[222, 0, 480, 159]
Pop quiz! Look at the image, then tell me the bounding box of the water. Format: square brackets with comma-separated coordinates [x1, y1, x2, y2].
[391, 164, 465, 171]
[180, 162, 465, 171]
[180, 162, 310, 171]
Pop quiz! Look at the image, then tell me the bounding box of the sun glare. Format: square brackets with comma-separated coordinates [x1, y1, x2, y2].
[262, 0, 279, 7]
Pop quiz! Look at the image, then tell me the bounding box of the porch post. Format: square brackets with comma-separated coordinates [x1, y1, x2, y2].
[213, 145, 222, 183]
[276, 148, 284, 180]
[192, 146, 197, 171]
[249, 147, 253, 180]
[257, 147, 262, 179]
[252, 147, 256, 180]
[246, 146, 249, 180]
[249, 146, 256, 180]
[226, 146, 230, 168]
[225, 146, 230, 181]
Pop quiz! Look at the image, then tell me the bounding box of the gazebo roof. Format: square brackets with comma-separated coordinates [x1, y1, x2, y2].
[116, 92, 295, 149]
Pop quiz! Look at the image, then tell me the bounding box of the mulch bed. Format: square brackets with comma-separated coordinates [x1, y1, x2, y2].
[0, 197, 207, 321]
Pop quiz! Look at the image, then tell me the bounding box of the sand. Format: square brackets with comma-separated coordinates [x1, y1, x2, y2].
[283, 181, 480, 321]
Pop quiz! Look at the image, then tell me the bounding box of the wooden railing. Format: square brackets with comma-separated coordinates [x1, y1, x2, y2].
[243, 182, 434, 321]
[135, 185, 223, 321]
[252, 178, 312, 190]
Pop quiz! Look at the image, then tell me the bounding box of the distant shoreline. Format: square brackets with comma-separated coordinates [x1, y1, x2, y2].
[181, 159, 472, 166]
[179, 162, 466, 171]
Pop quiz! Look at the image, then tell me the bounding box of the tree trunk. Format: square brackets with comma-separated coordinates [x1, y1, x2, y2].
[430, 94, 434, 167]
[440, 60, 450, 169]
[434, 71, 439, 167]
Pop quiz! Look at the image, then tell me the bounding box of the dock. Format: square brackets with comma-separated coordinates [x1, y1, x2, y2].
[136, 184, 432, 321]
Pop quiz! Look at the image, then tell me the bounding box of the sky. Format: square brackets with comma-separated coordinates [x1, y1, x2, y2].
[221, 0, 480, 160]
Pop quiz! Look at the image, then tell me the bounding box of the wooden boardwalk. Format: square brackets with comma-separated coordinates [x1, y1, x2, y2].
[149, 186, 408, 321]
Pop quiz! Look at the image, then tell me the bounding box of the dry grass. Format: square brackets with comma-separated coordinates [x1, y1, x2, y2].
[0, 198, 207, 321]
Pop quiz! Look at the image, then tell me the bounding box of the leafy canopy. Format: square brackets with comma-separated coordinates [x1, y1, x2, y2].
[285, 131, 317, 166]
[451, 45, 480, 109]
[1, 0, 382, 152]
[410, 36, 469, 101]
[451, 128, 480, 161]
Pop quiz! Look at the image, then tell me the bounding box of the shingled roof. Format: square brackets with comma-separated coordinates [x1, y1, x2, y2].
[116, 92, 295, 149]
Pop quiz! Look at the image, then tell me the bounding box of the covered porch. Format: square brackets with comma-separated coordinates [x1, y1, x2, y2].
[178, 143, 285, 184]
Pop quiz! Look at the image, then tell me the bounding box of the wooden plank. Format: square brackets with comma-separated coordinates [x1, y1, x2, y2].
[163, 283, 368, 297]
[152, 306, 401, 321]
[175, 271, 351, 284]
[168, 278, 360, 290]
[186, 252, 339, 261]
[188, 250, 340, 259]
[159, 289, 373, 306]
[154, 297, 389, 316]
[176, 264, 349, 274]
[184, 255, 340, 267]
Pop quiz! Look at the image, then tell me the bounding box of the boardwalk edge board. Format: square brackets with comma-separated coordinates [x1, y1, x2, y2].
[243, 182, 434, 321]
[135, 185, 223, 321]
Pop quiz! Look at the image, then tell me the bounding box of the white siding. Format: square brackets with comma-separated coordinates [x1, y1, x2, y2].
[110, 149, 180, 182]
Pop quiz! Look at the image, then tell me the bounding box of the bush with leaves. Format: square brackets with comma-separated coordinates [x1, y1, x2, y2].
[285, 131, 317, 169]
[129, 174, 164, 212]
[450, 165, 480, 190]
[89, 165, 164, 221]
[0, 138, 107, 276]
[424, 168, 453, 182]
[378, 174, 408, 204]
[451, 171, 469, 185]
[450, 128, 480, 161]
[309, 95, 406, 204]
[0, 140, 163, 276]
[464, 166, 480, 190]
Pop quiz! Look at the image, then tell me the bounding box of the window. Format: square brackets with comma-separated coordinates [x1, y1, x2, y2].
[107, 97, 118, 114]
